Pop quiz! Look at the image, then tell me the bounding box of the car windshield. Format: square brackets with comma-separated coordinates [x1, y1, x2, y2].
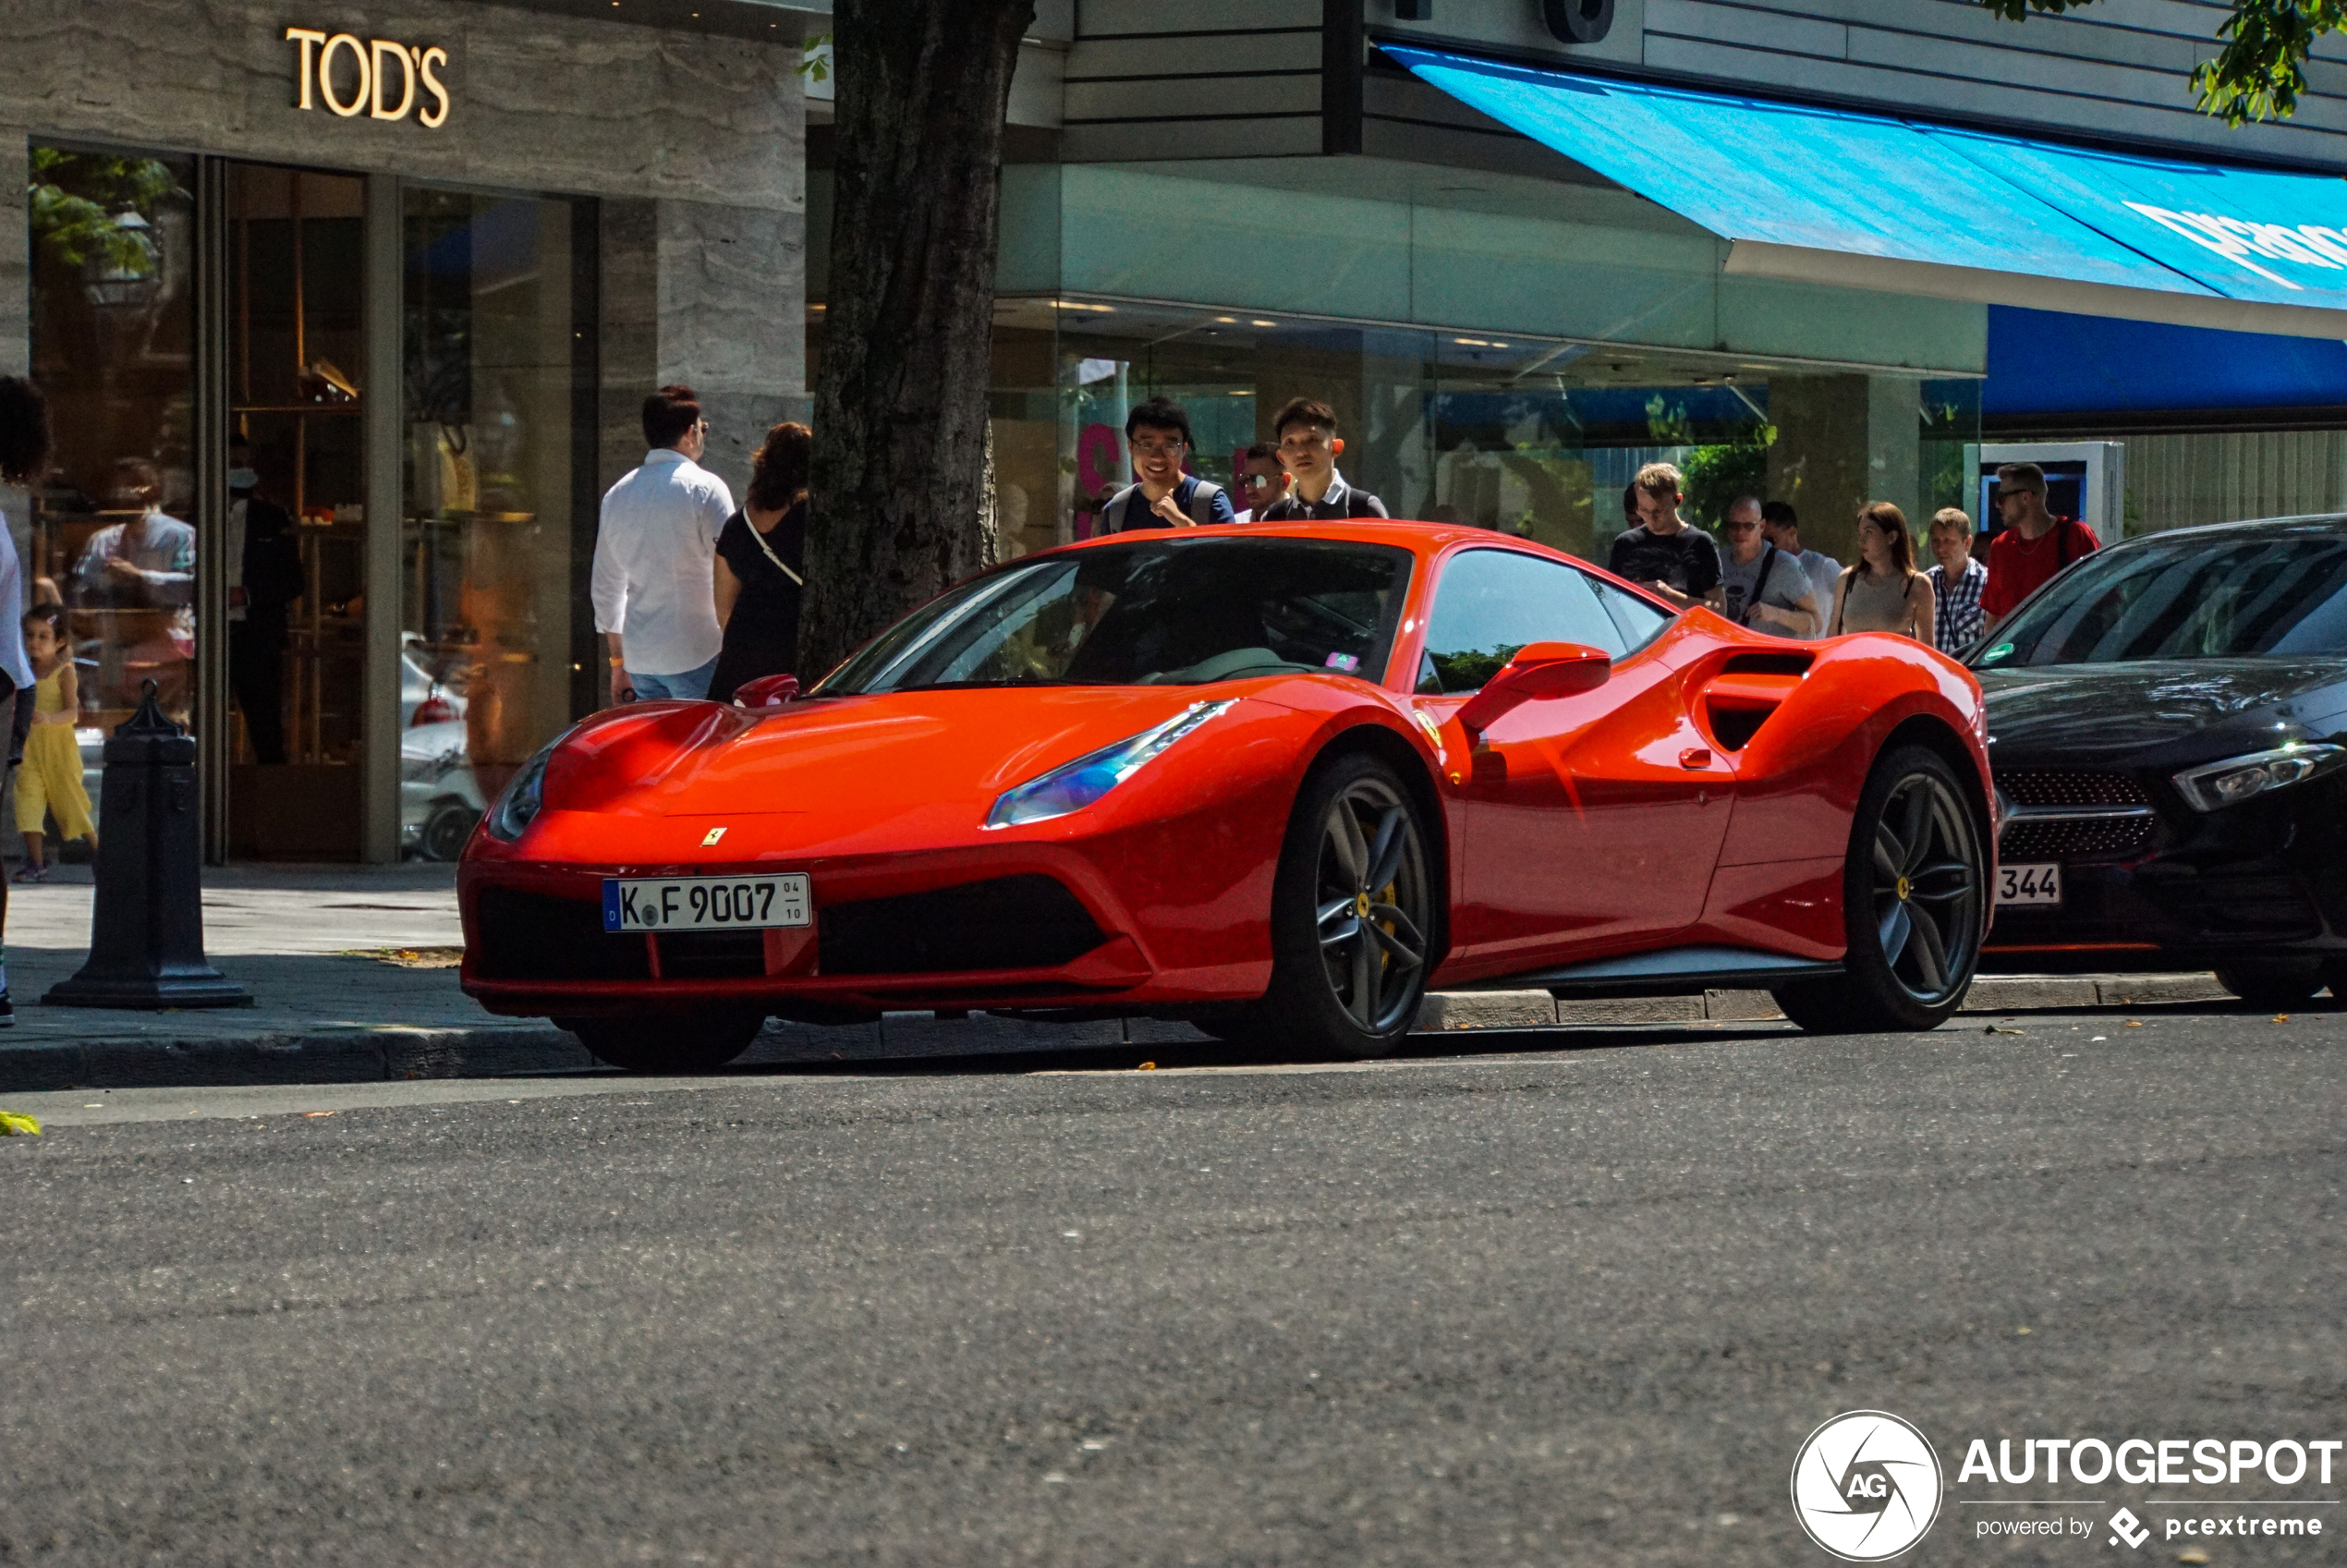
[814, 537, 1417, 695]
[1972, 528, 2347, 668]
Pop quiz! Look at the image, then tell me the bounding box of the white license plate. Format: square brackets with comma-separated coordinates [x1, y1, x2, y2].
[1994, 862, 2062, 907]
[602, 874, 811, 932]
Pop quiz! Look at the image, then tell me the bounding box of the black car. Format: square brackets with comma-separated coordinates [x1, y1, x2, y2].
[1971, 517, 2347, 1006]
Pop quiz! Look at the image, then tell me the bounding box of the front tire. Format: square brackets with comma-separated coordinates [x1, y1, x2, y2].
[1244, 752, 1437, 1061]
[1774, 744, 1986, 1035]
[567, 1010, 766, 1073]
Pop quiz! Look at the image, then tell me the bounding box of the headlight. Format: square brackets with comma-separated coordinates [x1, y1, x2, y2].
[2171, 742, 2347, 813]
[483, 734, 565, 842]
[984, 701, 1234, 830]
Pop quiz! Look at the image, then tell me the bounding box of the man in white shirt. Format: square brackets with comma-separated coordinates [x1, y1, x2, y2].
[1759, 500, 1842, 613]
[591, 385, 736, 703]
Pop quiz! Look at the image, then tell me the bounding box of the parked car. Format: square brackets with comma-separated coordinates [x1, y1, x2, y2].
[1972, 516, 2347, 1005]
[402, 718, 485, 862]
[461, 524, 1993, 1071]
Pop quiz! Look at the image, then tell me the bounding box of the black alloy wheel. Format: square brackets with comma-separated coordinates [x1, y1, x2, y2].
[1775, 745, 1986, 1034]
[1229, 751, 1435, 1060]
[565, 1009, 766, 1073]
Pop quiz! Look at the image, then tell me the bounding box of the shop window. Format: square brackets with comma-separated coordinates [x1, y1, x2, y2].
[24, 144, 198, 845]
[226, 164, 371, 859]
[401, 187, 594, 861]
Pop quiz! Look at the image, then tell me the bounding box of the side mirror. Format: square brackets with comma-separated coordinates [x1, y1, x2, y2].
[733, 673, 799, 710]
[1454, 641, 1611, 736]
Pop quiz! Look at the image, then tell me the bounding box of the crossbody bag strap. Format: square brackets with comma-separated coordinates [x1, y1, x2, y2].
[744, 514, 804, 588]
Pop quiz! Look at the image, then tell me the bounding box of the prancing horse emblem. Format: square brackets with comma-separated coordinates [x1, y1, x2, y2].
[702, 827, 728, 846]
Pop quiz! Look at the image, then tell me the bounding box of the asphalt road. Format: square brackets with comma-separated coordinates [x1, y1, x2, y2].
[3, 1003, 2341, 1566]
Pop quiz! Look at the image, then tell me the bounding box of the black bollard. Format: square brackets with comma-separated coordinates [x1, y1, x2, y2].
[44, 681, 250, 1010]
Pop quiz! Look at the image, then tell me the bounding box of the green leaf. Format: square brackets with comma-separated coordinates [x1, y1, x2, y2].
[0, 1111, 43, 1136]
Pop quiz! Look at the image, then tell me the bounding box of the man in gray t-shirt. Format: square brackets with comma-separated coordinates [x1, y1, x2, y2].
[1720, 499, 1821, 638]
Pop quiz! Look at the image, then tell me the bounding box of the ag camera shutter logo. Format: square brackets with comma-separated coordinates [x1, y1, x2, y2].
[1791, 1411, 1945, 1561]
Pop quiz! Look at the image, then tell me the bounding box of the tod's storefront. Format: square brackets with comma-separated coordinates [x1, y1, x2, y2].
[2, 0, 808, 861]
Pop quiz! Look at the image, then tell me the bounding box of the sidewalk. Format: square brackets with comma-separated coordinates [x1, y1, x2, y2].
[0, 863, 2234, 1091]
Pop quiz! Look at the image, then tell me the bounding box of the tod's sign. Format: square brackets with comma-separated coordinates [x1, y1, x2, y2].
[284, 28, 452, 128]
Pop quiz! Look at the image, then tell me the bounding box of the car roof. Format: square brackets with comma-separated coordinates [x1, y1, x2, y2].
[2107, 514, 2347, 546]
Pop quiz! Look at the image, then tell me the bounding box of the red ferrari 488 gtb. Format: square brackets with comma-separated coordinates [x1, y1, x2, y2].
[462, 524, 1993, 1070]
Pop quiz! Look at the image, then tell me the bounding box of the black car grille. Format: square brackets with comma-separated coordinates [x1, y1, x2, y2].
[658, 930, 767, 979]
[819, 875, 1108, 976]
[1999, 770, 2149, 808]
[2001, 815, 2156, 859]
[471, 886, 652, 982]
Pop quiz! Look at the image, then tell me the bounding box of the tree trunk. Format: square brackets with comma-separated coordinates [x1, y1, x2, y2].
[800, 0, 1035, 677]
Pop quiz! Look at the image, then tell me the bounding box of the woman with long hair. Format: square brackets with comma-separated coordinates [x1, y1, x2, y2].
[0, 376, 55, 1023]
[1828, 501, 1936, 646]
[709, 421, 810, 702]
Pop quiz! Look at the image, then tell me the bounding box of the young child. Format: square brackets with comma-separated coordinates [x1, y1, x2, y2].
[14, 606, 96, 881]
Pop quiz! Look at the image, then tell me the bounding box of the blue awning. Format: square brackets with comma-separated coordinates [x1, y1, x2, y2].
[1384, 45, 2347, 340]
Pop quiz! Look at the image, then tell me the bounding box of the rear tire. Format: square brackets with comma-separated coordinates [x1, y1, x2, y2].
[568, 1010, 766, 1073]
[1773, 744, 1986, 1035]
[1250, 752, 1437, 1061]
[2215, 965, 2326, 1009]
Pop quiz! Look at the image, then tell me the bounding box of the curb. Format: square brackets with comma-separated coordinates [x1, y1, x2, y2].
[1413, 973, 2235, 1032]
[0, 975, 2241, 1092]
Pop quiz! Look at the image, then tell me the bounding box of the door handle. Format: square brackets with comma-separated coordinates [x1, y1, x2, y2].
[1679, 748, 1714, 770]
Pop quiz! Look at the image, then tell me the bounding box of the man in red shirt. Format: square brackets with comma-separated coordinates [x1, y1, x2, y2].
[1981, 462, 2098, 631]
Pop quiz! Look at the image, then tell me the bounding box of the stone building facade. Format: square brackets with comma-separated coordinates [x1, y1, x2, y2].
[4, 0, 807, 861]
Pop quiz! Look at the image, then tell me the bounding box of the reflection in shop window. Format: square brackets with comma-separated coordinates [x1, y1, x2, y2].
[24, 145, 197, 857]
[402, 188, 593, 861]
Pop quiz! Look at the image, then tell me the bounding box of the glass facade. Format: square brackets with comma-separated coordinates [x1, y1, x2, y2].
[23, 144, 198, 816]
[401, 188, 594, 860]
[979, 298, 1982, 569]
[226, 164, 371, 857]
[23, 146, 598, 863]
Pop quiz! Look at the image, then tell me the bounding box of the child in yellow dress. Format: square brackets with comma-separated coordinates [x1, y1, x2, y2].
[14, 606, 97, 882]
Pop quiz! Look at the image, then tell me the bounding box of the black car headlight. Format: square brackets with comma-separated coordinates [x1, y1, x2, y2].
[483, 734, 564, 842]
[2171, 742, 2347, 813]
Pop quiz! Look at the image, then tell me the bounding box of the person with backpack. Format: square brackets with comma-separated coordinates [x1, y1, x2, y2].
[1097, 398, 1234, 531]
[1981, 461, 2098, 633]
[1256, 398, 1389, 520]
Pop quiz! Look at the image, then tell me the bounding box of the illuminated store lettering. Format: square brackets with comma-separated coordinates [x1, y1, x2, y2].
[285, 27, 450, 128]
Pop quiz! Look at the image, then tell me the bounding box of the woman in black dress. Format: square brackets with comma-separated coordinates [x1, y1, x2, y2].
[710, 421, 809, 703]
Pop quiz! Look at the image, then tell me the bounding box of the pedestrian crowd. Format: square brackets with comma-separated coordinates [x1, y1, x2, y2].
[588, 385, 2101, 711]
[1600, 457, 2094, 654]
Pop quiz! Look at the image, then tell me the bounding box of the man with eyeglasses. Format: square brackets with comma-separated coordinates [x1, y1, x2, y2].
[1979, 460, 2098, 634]
[1097, 398, 1234, 531]
[1232, 442, 1288, 522]
[1718, 493, 1820, 638]
[590, 383, 736, 703]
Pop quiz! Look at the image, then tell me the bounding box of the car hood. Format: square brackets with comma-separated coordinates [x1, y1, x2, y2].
[547, 684, 1284, 824]
[1980, 658, 2347, 768]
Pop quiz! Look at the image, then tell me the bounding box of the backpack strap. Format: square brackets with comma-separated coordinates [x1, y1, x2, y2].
[1185, 480, 1225, 527]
